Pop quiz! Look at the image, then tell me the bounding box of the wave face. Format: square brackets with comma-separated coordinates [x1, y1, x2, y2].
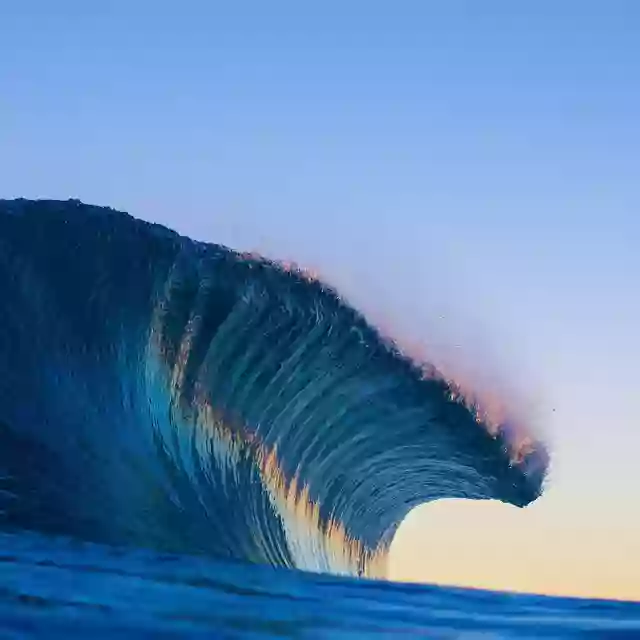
[0, 199, 548, 578]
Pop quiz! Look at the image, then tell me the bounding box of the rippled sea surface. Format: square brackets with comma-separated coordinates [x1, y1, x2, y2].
[1, 532, 639, 639]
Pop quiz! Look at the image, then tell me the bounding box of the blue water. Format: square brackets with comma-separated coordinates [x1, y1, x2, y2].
[2, 532, 639, 638]
[0, 199, 636, 637]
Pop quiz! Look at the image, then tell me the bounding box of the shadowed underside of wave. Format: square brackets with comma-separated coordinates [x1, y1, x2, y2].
[0, 199, 548, 578]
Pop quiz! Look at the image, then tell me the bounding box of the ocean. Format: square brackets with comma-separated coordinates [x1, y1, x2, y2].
[2, 530, 639, 639]
[0, 199, 637, 638]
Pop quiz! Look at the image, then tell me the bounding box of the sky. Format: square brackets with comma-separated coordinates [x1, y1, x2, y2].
[1, 1, 639, 601]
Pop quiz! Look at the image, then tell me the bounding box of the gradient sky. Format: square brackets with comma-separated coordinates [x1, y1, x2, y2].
[1, 1, 639, 601]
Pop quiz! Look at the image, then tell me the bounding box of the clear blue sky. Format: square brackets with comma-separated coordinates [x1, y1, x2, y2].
[2, 1, 639, 598]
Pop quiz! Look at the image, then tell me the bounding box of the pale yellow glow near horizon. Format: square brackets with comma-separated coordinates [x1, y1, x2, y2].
[388, 498, 640, 603]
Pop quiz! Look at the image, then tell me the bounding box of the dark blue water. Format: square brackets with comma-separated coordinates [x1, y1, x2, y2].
[2, 532, 639, 638]
[1, 199, 636, 637]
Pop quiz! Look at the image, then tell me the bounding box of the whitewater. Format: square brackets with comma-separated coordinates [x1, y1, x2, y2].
[0, 198, 638, 638]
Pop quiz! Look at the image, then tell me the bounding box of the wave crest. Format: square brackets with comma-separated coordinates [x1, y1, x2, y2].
[0, 199, 548, 577]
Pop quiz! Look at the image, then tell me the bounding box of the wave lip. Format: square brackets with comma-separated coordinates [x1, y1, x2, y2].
[0, 198, 548, 577]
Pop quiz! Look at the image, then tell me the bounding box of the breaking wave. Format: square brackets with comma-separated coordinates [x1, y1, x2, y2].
[0, 199, 548, 578]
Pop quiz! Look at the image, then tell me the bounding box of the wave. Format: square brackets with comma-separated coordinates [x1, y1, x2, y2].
[0, 199, 548, 578]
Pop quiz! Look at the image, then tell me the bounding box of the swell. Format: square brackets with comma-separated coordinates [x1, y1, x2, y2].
[0, 199, 548, 577]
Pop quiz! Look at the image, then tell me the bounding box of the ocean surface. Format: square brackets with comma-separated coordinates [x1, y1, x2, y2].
[2, 530, 640, 639]
[0, 199, 637, 638]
